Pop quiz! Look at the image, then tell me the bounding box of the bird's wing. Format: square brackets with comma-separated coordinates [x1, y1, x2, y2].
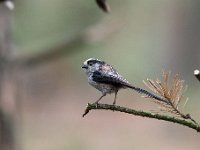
[92, 70, 130, 87]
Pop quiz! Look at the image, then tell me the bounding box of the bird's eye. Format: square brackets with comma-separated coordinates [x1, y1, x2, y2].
[88, 63, 92, 66]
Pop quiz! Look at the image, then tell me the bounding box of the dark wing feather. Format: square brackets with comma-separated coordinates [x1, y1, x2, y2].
[92, 70, 167, 103]
[92, 70, 129, 88]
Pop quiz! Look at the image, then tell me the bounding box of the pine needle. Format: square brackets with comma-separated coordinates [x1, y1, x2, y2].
[143, 71, 196, 124]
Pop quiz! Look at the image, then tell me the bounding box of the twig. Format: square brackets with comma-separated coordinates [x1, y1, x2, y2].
[83, 103, 200, 132]
[194, 69, 200, 82]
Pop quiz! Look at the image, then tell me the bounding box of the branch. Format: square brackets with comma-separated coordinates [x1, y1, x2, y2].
[83, 103, 200, 132]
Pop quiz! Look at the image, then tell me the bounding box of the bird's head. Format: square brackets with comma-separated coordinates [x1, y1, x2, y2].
[82, 58, 105, 75]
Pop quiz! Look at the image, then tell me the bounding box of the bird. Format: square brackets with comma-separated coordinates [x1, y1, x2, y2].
[82, 58, 164, 105]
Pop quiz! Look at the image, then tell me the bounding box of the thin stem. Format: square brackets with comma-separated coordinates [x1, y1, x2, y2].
[83, 103, 200, 132]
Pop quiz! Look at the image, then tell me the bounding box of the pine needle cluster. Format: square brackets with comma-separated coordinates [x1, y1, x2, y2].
[143, 71, 197, 124]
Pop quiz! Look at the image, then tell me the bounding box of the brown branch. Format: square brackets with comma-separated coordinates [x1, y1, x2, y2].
[83, 103, 200, 132]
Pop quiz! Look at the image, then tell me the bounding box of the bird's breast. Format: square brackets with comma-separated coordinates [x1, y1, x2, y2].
[88, 79, 115, 94]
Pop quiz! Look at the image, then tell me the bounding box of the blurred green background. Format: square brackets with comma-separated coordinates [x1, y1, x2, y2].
[8, 0, 200, 149]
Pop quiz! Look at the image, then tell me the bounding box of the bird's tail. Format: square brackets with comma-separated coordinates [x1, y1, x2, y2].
[125, 84, 167, 103]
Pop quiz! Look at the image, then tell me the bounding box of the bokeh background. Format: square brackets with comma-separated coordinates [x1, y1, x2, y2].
[0, 0, 200, 150]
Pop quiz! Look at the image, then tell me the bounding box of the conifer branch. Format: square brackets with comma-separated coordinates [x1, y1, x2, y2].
[83, 103, 200, 132]
[143, 71, 197, 124]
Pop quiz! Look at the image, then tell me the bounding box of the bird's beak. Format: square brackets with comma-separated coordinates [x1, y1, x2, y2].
[82, 65, 88, 69]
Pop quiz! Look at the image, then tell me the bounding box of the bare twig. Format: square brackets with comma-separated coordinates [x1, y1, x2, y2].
[83, 103, 200, 132]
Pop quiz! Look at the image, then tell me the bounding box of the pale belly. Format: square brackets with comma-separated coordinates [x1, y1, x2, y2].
[88, 80, 116, 94]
